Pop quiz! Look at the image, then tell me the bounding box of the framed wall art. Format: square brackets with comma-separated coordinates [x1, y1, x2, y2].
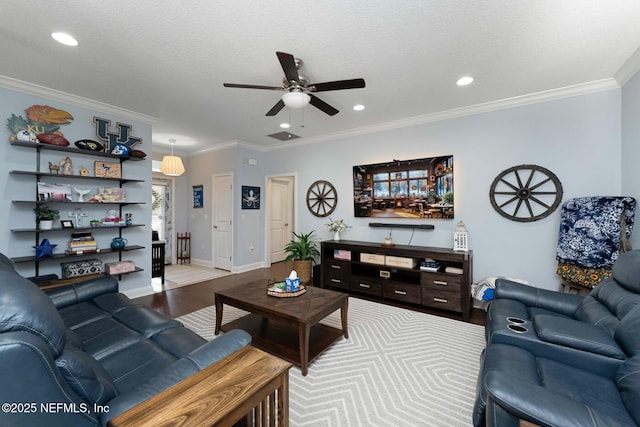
[193, 185, 203, 208]
[94, 161, 122, 178]
[241, 186, 260, 209]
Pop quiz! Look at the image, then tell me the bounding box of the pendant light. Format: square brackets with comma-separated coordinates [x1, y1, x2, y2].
[160, 139, 185, 176]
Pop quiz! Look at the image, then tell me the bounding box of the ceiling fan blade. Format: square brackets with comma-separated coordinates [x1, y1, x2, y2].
[309, 78, 366, 92]
[266, 99, 285, 116]
[276, 51, 300, 83]
[223, 83, 285, 91]
[309, 94, 339, 116]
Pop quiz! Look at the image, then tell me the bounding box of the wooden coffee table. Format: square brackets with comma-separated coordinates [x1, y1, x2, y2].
[215, 281, 349, 376]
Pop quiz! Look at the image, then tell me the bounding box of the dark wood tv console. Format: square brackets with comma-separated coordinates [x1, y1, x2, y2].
[321, 240, 473, 321]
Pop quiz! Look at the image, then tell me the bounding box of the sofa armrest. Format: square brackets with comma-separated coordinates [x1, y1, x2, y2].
[494, 279, 583, 316]
[100, 329, 251, 425]
[485, 371, 615, 427]
[534, 315, 626, 359]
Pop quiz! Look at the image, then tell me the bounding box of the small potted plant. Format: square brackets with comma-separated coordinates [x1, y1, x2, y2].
[90, 219, 100, 228]
[284, 231, 320, 284]
[34, 205, 60, 230]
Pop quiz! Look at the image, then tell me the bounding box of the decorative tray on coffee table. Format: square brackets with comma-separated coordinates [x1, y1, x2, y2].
[266, 280, 307, 298]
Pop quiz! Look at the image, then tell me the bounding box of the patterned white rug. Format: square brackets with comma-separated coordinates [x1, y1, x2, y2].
[176, 297, 485, 427]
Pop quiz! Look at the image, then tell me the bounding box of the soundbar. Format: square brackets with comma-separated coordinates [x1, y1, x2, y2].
[368, 223, 434, 230]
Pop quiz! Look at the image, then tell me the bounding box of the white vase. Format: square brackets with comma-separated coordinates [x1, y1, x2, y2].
[39, 220, 53, 230]
[334, 231, 340, 241]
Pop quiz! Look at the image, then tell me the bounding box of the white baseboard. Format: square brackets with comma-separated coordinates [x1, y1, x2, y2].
[189, 258, 213, 268]
[233, 261, 267, 274]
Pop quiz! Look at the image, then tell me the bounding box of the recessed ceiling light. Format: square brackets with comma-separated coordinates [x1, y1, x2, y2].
[51, 32, 79, 47]
[456, 76, 474, 86]
[353, 104, 365, 111]
[279, 123, 290, 129]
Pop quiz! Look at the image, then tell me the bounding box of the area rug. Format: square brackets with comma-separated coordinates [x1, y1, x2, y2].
[176, 297, 485, 426]
[152, 264, 231, 291]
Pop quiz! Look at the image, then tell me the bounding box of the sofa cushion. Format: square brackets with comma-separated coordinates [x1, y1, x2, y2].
[534, 314, 626, 359]
[56, 349, 117, 405]
[151, 327, 207, 358]
[616, 355, 640, 425]
[0, 270, 66, 356]
[58, 302, 111, 330]
[72, 317, 144, 360]
[99, 341, 178, 394]
[113, 305, 182, 339]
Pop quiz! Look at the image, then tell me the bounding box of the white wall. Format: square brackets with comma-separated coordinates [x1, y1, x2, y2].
[262, 89, 622, 291]
[622, 69, 640, 249]
[0, 86, 153, 296]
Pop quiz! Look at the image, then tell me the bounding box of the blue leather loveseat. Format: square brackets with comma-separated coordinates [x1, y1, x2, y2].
[0, 253, 251, 426]
[473, 249, 640, 427]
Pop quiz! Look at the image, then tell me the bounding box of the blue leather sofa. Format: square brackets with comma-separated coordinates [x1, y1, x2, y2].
[0, 253, 251, 426]
[473, 249, 640, 427]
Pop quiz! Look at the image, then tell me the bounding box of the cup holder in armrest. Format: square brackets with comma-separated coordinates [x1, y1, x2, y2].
[507, 324, 528, 333]
[506, 317, 526, 324]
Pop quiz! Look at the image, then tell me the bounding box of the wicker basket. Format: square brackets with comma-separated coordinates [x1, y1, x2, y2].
[292, 260, 312, 284]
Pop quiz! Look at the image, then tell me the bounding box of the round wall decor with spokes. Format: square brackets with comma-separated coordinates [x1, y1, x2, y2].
[306, 180, 337, 217]
[489, 164, 563, 222]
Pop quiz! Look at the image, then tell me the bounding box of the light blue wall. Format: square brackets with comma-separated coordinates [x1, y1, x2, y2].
[622, 69, 640, 249]
[0, 86, 153, 295]
[262, 89, 622, 291]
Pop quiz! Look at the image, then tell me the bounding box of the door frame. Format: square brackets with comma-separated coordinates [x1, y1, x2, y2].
[265, 173, 297, 265]
[211, 172, 234, 271]
[152, 174, 176, 264]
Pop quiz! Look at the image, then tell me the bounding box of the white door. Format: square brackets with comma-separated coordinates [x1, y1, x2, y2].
[213, 174, 233, 271]
[269, 177, 293, 263]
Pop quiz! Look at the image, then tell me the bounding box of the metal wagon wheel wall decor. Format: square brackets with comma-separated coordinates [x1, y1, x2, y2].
[306, 180, 338, 217]
[489, 164, 563, 222]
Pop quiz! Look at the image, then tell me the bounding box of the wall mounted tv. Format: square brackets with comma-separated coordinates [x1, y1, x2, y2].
[353, 156, 453, 219]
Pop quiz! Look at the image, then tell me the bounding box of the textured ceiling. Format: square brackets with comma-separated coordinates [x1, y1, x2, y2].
[2, 0, 640, 153]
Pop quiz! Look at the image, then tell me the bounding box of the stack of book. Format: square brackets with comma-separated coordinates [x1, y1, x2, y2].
[67, 232, 98, 254]
[420, 258, 440, 272]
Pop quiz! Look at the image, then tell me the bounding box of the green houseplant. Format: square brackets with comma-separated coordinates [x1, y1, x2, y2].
[34, 205, 60, 230]
[284, 231, 320, 284]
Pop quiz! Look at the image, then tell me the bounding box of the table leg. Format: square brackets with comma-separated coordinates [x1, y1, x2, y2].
[299, 322, 310, 376]
[214, 295, 223, 335]
[341, 298, 349, 339]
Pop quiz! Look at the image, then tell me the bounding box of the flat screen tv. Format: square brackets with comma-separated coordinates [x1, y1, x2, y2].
[353, 156, 453, 219]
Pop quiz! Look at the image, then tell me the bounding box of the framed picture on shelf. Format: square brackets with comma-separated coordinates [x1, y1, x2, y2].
[60, 220, 74, 229]
[94, 161, 122, 178]
[37, 182, 72, 202]
[96, 187, 126, 202]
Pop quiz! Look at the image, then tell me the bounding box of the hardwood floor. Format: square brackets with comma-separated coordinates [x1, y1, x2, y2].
[133, 261, 486, 326]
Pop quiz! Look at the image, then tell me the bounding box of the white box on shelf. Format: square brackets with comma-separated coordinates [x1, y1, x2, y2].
[385, 256, 417, 269]
[360, 253, 385, 265]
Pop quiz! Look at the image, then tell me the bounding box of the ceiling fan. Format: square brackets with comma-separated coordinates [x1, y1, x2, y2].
[223, 51, 365, 116]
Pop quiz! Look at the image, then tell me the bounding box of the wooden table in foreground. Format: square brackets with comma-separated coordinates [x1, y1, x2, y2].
[107, 346, 292, 427]
[215, 281, 349, 376]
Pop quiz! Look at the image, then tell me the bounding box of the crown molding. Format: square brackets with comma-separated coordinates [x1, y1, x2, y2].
[266, 78, 620, 151]
[0, 74, 159, 125]
[614, 46, 640, 87]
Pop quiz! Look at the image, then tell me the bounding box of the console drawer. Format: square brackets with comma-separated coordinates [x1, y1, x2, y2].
[421, 288, 462, 312]
[383, 282, 421, 304]
[325, 274, 349, 290]
[325, 260, 349, 276]
[350, 275, 382, 296]
[421, 272, 462, 292]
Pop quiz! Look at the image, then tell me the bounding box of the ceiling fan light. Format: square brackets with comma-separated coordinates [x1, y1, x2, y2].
[282, 91, 310, 109]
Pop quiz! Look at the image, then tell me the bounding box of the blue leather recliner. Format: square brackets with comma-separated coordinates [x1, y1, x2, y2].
[473, 249, 640, 427]
[0, 253, 251, 426]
